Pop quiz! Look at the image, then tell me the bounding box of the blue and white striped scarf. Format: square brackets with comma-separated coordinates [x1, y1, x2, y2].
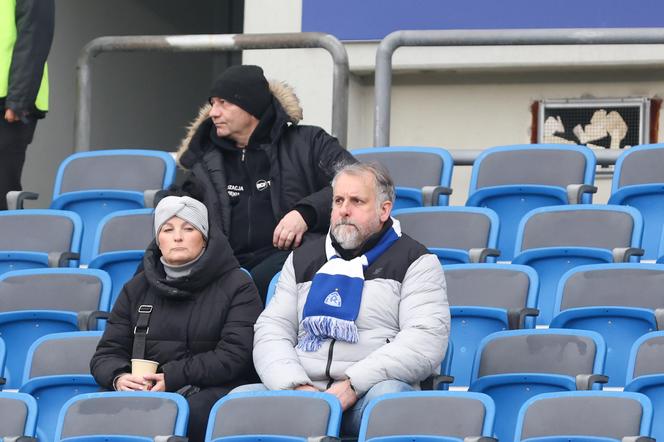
[297, 219, 401, 352]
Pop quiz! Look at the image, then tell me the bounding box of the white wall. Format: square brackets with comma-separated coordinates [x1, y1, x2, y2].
[243, 0, 664, 204]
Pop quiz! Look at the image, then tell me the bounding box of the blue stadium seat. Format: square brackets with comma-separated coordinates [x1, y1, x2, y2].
[265, 271, 281, 306]
[445, 264, 539, 387]
[0, 391, 38, 439]
[393, 207, 500, 264]
[512, 204, 643, 325]
[54, 392, 189, 442]
[466, 144, 596, 261]
[205, 391, 342, 442]
[27, 149, 175, 264]
[19, 331, 103, 442]
[357, 391, 495, 442]
[513, 391, 653, 442]
[550, 263, 664, 388]
[352, 147, 454, 208]
[469, 329, 607, 442]
[608, 143, 664, 260]
[0, 268, 111, 388]
[88, 208, 154, 307]
[624, 331, 664, 442]
[0, 209, 83, 274]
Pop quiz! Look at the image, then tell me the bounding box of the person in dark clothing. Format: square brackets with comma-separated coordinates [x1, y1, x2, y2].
[90, 195, 262, 442]
[175, 65, 356, 301]
[0, 0, 54, 210]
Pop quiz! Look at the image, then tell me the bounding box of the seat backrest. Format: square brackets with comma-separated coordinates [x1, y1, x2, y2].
[23, 331, 102, 382]
[0, 269, 111, 313]
[517, 391, 652, 441]
[445, 264, 537, 310]
[517, 205, 641, 252]
[54, 149, 176, 198]
[470, 144, 595, 191]
[351, 147, 453, 189]
[93, 209, 154, 255]
[473, 329, 605, 380]
[0, 392, 37, 437]
[393, 207, 498, 250]
[359, 391, 494, 441]
[0, 210, 82, 253]
[56, 392, 188, 439]
[613, 144, 664, 190]
[558, 264, 664, 313]
[208, 391, 342, 439]
[627, 331, 664, 381]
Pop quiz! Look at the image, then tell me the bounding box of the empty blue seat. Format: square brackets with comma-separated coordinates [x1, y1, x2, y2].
[550, 263, 664, 388]
[512, 204, 643, 325]
[0, 268, 111, 388]
[352, 147, 453, 208]
[358, 391, 495, 442]
[624, 331, 664, 442]
[513, 391, 653, 442]
[205, 391, 342, 442]
[393, 207, 500, 264]
[0, 391, 38, 439]
[54, 392, 189, 442]
[0, 210, 83, 274]
[469, 329, 607, 442]
[445, 264, 539, 386]
[466, 144, 596, 261]
[19, 331, 103, 442]
[608, 143, 664, 260]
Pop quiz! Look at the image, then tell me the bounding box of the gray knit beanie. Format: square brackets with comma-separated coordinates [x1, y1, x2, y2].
[154, 196, 209, 245]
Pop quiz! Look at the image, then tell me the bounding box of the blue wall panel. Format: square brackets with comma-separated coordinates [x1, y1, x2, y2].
[302, 0, 664, 41]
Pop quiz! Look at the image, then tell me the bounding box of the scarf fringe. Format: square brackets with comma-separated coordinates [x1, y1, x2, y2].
[297, 316, 359, 352]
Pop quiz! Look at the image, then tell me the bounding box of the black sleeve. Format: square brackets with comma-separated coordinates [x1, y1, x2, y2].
[89, 283, 135, 390]
[6, 0, 55, 113]
[295, 129, 357, 232]
[160, 275, 262, 391]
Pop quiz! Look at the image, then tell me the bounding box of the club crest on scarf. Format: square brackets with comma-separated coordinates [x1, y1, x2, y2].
[297, 219, 402, 352]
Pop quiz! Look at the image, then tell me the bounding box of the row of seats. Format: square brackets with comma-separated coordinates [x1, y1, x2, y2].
[0, 387, 657, 442]
[355, 143, 664, 261]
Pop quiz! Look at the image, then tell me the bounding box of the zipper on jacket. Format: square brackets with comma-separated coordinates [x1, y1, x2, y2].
[241, 148, 246, 162]
[325, 339, 336, 389]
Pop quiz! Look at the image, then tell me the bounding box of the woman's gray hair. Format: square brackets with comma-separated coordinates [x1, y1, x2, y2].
[332, 161, 396, 205]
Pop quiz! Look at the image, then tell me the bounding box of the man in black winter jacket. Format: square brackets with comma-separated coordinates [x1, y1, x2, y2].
[176, 65, 356, 301]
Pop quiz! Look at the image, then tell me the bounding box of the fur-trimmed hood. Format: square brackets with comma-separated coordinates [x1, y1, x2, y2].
[176, 80, 303, 167]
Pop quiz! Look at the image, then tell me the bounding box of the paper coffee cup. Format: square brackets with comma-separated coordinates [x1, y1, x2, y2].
[131, 359, 159, 376]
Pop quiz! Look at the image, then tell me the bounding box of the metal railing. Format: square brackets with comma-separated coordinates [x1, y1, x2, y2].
[374, 28, 664, 165]
[75, 32, 349, 151]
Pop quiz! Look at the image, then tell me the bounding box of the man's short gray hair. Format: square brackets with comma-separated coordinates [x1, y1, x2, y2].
[332, 161, 396, 205]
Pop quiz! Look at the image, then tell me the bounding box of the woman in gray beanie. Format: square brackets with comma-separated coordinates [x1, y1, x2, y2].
[91, 195, 262, 442]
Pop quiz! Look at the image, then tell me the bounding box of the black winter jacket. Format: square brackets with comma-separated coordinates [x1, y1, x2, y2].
[175, 81, 356, 265]
[90, 221, 262, 393]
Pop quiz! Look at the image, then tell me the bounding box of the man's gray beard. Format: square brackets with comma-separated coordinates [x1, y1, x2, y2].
[332, 222, 364, 250]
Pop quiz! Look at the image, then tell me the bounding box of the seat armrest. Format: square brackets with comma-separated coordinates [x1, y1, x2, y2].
[464, 437, 498, 442]
[307, 437, 341, 442]
[507, 308, 539, 330]
[575, 373, 609, 390]
[655, 308, 664, 331]
[422, 185, 453, 206]
[469, 248, 500, 263]
[612, 247, 644, 263]
[154, 437, 188, 442]
[6, 191, 39, 210]
[420, 374, 454, 390]
[78, 310, 110, 331]
[47, 251, 80, 267]
[4, 437, 38, 442]
[566, 184, 597, 204]
[622, 437, 655, 442]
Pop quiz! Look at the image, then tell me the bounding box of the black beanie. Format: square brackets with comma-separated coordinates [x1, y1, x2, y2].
[209, 65, 272, 118]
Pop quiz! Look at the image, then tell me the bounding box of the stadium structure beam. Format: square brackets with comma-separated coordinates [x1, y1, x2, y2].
[374, 28, 664, 165]
[75, 33, 349, 151]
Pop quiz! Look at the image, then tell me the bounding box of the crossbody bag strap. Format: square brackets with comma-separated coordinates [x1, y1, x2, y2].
[132, 304, 153, 360]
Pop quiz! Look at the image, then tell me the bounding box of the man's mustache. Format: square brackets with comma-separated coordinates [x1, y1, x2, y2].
[333, 219, 358, 229]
